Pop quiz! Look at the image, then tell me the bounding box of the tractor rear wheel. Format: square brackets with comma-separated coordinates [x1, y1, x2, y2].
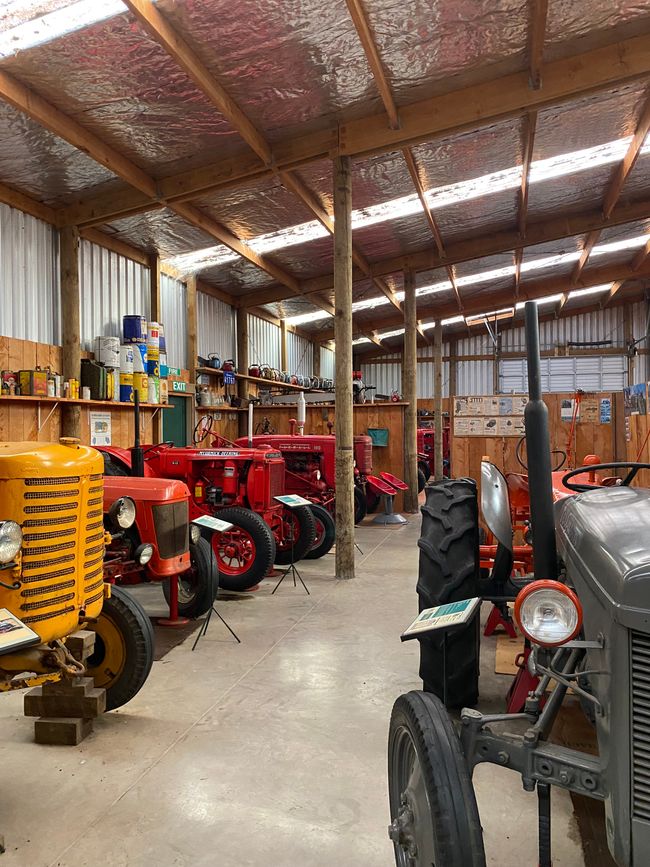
[85, 586, 154, 711]
[211, 506, 276, 592]
[162, 537, 218, 618]
[417, 478, 481, 708]
[304, 503, 336, 559]
[418, 460, 431, 483]
[354, 486, 367, 524]
[417, 468, 427, 493]
[388, 691, 486, 866]
[274, 505, 317, 565]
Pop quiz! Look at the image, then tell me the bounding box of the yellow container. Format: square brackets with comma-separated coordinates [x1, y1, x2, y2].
[133, 372, 148, 404]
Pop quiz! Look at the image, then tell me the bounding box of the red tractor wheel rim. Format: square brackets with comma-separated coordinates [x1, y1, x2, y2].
[216, 528, 257, 575]
[311, 517, 325, 549]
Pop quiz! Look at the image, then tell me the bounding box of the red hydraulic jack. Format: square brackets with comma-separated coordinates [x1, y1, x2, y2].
[158, 576, 190, 628]
[505, 642, 545, 713]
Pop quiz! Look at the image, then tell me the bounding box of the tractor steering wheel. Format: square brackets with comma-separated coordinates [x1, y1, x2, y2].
[141, 441, 174, 457]
[194, 414, 214, 445]
[516, 436, 567, 472]
[562, 462, 650, 492]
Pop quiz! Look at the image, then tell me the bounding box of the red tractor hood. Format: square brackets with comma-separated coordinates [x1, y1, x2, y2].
[103, 475, 191, 505]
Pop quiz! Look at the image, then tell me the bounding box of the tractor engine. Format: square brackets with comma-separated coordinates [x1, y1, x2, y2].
[556, 487, 650, 866]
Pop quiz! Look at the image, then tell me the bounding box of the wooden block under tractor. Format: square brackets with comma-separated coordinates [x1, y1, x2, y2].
[41, 676, 95, 696]
[34, 717, 93, 746]
[25, 686, 106, 718]
[65, 630, 96, 662]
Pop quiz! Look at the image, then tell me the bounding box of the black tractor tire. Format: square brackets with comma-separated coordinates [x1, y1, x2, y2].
[417, 467, 427, 493]
[354, 485, 368, 524]
[274, 505, 317, 565]
[85, 585, 155, 712]
[304, 503, 336, 559]
[418, 460, 431, 482]
[388, 691, 486, 867]
[162, 537, 219, 619]
[417, 478, 481, 708]
[211, 506, 276, 592]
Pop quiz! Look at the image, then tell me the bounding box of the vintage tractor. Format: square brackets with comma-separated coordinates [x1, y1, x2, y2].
[388, 301, 650, 867]
[416, 424, 451, 482]
[101, 472, 218, 620]
[0, 438, 153, 713]
[99, 425, 316, 592]
[234, 421, 374, 557]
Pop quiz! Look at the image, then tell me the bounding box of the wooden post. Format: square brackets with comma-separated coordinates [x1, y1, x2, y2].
[313, 341, 321, 378]
[60, 226, 80, 439]
[334, 156, 355, 580]
[236, 307, 249, 438]
[280, 318, 288, 372]
[149, 253, 161, 322]
[403, 270, 418, 511]
[624, 303, 635, 384]
[448, 337, 457, 401]
[434, 321, 444, 480]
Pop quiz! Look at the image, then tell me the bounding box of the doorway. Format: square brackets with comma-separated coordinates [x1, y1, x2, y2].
[163, 395, 190, 446]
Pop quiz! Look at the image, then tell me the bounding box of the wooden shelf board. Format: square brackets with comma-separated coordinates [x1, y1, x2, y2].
[196, 367, 323, 392]
[0, 395, 171, 409]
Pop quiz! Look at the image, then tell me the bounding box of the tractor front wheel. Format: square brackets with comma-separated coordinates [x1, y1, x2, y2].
[354, 486, 367, 524]
[417, 478, 481, 708]
[274, 505, 317, 565]
[85, 585, 154, 711]
[418, 460, 431, 483]
[388, 691, 486, 866]
[417, 467, 427, 493]
[304, 503, 336, 559]
[212, 507, 276, 592]
[163, 537, 218, 618]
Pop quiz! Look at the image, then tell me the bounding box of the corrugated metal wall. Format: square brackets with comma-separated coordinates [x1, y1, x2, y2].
[160, 273, 188, 369]
[79, 239, 149, 351]
[287, 330, 313, 376]
[248, 314, 281, 369]
[320, 346, 335, 381]
[197, 291, 236, 362]
[360, 353, 451, 399]
[500, 356, 628, 393]
[0, 203, 59, 344]
[501, 307, 625, 352]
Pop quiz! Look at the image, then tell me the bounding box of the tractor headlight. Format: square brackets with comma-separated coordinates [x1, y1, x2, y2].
[109, 496, 136, 529]
[0, 521, 22, 564]
[135, 543, 154, 565]
[190, 524, 201, 545]
[515, 580, 582, 647]
[315, 470, 321, 481]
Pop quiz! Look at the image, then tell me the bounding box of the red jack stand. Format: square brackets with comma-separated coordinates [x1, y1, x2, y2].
[158, 576, 190, 628]
[484, 604, 517, 638]
[505, 645, 542, 713]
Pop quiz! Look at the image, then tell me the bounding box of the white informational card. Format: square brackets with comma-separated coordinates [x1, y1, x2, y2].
[192, 516, 234, 533]
[274, 494, 312, 508]
[0, 608, 41, 653]
[401, 597, 482, 642]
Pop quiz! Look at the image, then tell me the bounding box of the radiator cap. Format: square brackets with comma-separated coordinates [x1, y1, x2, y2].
[59, 437, 80, 448]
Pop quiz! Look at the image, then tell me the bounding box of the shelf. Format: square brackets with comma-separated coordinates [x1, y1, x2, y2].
[230, 401, 410, 410]
[0, 395, 171, 409]
[196, 367, 324, 393]
[195, 405, 240, 411]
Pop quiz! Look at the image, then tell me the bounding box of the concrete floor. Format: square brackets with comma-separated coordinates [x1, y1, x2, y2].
[0, 515, 585, 867]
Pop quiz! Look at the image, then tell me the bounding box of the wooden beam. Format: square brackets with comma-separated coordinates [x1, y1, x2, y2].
[402, 270, 418, 510]
[187, 275, 197, 374]
[519, 111, 537, 238]
[60, 226, 81, 438]
[603, 91, 650, 218]
[148, 252, 162, 322]
[632, 239, 650, 271]
[345, 0, 399, 129]
[527, 0, 548, 89]
[601, 280, 624, 308]
[416, 321, 431, 344]
[557, 228, 601, 314]
[79, 227, 150, 267]
[0, 180, 59, 225]
[236, 308, 249, 437]
[514, 248, 523, 298]
[280, 318, 288, 371]
[403, 147, 444, 256]
[195, 278, 236, 307]
[58, 34, 650, 228]
[334, 155, 355, 580]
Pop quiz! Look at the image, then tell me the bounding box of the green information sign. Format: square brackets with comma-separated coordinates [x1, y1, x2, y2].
[167, 366, 182, 377]
[172, 380, 188, 392]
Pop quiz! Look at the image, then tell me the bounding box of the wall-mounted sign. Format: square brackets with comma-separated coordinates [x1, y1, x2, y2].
[172, 380, 188, 392]
[223, 371, 236, 385]
[89, 411, 111, 446]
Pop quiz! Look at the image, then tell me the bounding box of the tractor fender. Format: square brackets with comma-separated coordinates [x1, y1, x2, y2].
[480, 461, 513, 551]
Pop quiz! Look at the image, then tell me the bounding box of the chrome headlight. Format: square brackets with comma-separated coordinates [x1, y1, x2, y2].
[190, 524, 201, 545]
[0, 521, 22, 564]
[135, 543, 154, 565]
[109, 496, 136, 529]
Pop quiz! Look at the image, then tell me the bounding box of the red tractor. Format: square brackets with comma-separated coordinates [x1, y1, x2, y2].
[101, 472, 218, 619]
[98, 434, 316, 593]
[234, 424, 374, 556]
[416, 424, 451, 483]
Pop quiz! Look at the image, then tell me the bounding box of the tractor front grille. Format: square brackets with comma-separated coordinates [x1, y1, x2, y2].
[269, 462, 285, 500]
[152, 501, 189, 559]
[631, 631, 650, 821]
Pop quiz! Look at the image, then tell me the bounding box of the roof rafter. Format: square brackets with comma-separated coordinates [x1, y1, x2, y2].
[527, 0, 548, 89]
[58, 33, 650, 229]
[557, 228, 602, 314]
[603, 89, 650, 219]
[600, 281, 624, 308]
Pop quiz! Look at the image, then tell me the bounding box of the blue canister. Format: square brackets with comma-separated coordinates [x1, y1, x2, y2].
[132, 343, 147, 373]
[147, 358, 160, 377]
[123, 315, 147, 344]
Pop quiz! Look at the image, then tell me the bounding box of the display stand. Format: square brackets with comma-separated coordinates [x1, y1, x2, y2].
[271, 495, 311, 596]
[190, 516, 241, 650]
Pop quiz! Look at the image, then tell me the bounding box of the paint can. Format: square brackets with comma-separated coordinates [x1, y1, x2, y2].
[159, 352, 168, 379]
[133, 371, 149, 404]
[94, 336, 120, 368]
[147, 375, 160, 405]
[158, 323, 166, 354]
[119, 372, 134, 403]
[123, 315, 147, 344]
[132, 343, 147, 373]
[119, 344, 134, 374]
[159, 379, 168, 404]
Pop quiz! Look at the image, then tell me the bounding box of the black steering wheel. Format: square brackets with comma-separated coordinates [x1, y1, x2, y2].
[194, 414, 214, 445]
[516, 436, 567, 472]
[562, 462, 650, 492]
[142, 441, 174, 457]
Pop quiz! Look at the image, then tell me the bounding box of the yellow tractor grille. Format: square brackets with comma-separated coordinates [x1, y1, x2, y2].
[23, 555, 75, 571]
[85, 579, 104, 596]
[24, 502, 80, 514]
[23, 515, 77, 528]
[21, 567, 75, 585]
[23, 528, 76, 542]
[21, 580, 76, 597]
[84, 591, 103, 608]
[87, 496, 102, 507]
[23, 541, 75, 556]
[25, 476, 80, 486]
[24, 490, 79, 500]
[23, 606, 75, 624]
[86, 521, 103, 532]
[86, 532, 104, 544]
[21, 592, 75, 611]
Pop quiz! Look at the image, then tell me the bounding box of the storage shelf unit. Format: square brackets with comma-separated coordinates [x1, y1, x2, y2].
[196, 367, 323, 392]
[0, 395, 171, 409]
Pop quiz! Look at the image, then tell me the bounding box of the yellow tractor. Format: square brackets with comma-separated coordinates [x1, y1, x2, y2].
[0, 438, 154, 711]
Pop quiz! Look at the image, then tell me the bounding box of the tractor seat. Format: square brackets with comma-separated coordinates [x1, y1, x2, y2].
[380, 471, 408, 491]
[366, 474, 397, 496]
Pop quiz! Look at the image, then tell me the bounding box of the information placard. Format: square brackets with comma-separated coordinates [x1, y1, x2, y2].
[274, 494, 313, 508]
[401, 598, 482, 642]
[0, 608, 41, 653]
[192, 515, 234, 533]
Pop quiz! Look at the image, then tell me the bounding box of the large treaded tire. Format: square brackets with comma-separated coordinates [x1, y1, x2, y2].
[212, 506, 276, 592]
[388, 691, 486, 866]
[162, 537, 219, 618]
[417, 468, 427, 493]
[304, 503, 336, 559]
[354, 486, 367, 525]
[416, 478, 481, 709]
[86, 585, 154, 712]
[274, 505, 317, 565]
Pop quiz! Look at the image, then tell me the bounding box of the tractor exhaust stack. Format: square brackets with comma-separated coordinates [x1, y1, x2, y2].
[524, 301, 558, 581]
[131, 390, 145, 478]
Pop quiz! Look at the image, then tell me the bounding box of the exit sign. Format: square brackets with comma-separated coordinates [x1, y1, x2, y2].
[172, 380, 188, 392]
